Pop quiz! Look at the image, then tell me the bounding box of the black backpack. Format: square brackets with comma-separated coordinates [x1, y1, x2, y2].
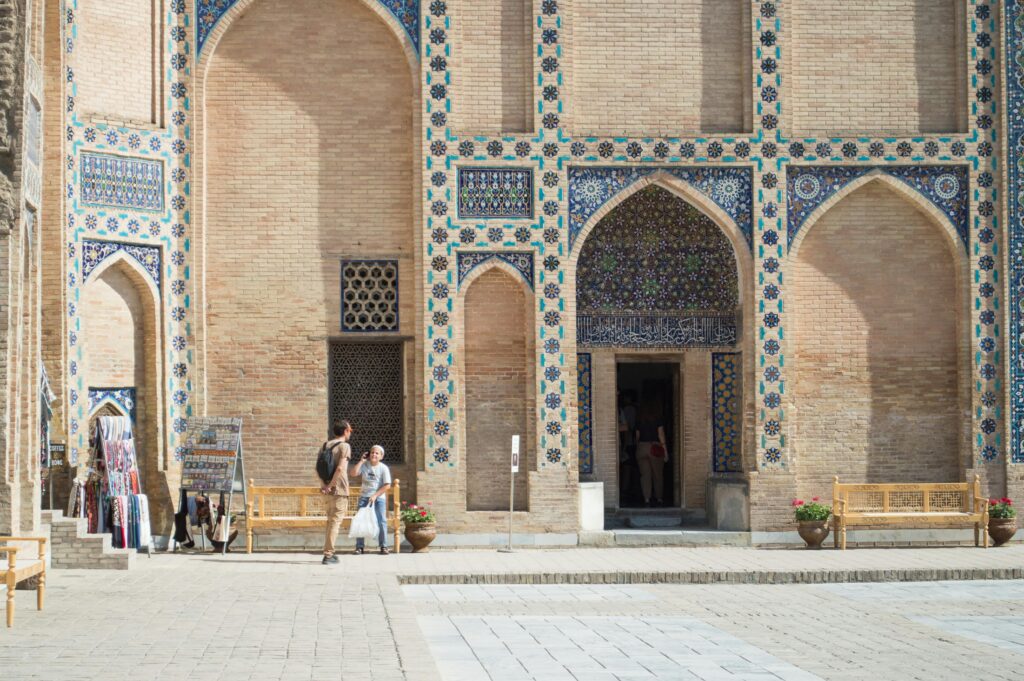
[315, 441, 337, 483]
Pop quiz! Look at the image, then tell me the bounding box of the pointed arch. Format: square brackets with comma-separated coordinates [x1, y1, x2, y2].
[458, 264, 536, 512]
[789, 176, 970, 496]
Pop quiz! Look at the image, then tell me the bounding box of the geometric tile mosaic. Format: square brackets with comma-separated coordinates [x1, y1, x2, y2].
[787, 165, 969, 248]
[196, 0, 421, 56]
[1006, 0, 1024, 463]
[457, 168, 534, 219]
[81, 240, 162, 289]
[568, 166, 754, 250]
[88, 387, 137, 424]
[341, 260, 399, 332]
[577, 313, 737, 350]
[577, 353, 593, 475]
[80, 152, 164, 211]
[712, 353, 742, 473]
[456, 251, 534, 290]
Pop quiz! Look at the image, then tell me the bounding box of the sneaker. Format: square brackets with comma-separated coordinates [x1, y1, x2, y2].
[322, 555, 339, 565]
[355, 547, 365, 555]
[379, 546, 390, 555]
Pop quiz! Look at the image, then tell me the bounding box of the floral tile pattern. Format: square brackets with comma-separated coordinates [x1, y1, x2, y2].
[712, 353, 741, 473]
[88, 387, 137, 423]
[81, 240, 162, 289]
[456, 251, 534, 290]
[1007, 0, 1024, 463]
[577, 353, 593, 475]
[457, 168, 534, 219]
[80, 152, 164, 212]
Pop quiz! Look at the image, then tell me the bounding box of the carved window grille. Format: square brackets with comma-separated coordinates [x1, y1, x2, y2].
[341, 260, 399, 332]
[328, 342, 404, 464]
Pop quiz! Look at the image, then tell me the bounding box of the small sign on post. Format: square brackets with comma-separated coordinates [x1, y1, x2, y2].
[500, 435, 521, 553]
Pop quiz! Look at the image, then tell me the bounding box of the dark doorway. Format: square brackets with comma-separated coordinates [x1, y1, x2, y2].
[616, 362, 678, 508]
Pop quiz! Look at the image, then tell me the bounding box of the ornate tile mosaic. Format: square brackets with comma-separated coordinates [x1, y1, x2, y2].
[578, 314, 737, 350]
[457, 168, 534, 220]
[88, 387, 137, 423]
[1007, 0, 1024, 463]
[712, 353, 742, 473]
[341, 260, 399, 332]
[456, 251, 534, 290]
[80, 152, 164, 212]
[81, 240, 162, 289]
[196, 0, 420, 56]
[577, 353, 593, 475]
[568, 167, 753, 250]
[787, 165, 969, 247]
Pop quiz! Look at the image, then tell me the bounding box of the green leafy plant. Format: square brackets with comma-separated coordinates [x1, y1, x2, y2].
[792, 497, 831, 522]
[988, 497, 1017, 519]
[400, 501, 436, 524]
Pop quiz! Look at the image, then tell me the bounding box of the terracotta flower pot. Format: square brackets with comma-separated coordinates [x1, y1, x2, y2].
[404, 522, 437, 553]
[797, 520, 830, 549]
[988, 517, 1017, 547]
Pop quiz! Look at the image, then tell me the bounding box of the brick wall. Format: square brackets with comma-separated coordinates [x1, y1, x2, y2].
[82, 268, 142, 388]
[570, 0, 751, 136]
[453, 0, 532, 134]
[202, 0, 418, 493]
[787, 0, 966, 136]
[791, 181, 965, 500]
[77, 0, 157, 125]
[464, 268, 533, 511]
[682, 352, 711, 510]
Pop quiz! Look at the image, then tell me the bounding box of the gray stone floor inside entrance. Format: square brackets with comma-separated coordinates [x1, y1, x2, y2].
[4, 547, 1024, 681]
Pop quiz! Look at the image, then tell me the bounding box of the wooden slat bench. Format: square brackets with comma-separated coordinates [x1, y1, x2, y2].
[245, 480, 401, 554]
[832, 475, 989, 550]
[2, 536, 46, 628]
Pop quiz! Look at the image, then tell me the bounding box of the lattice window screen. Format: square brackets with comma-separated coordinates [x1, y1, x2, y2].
[341, 260, 398, 332]
[328, 342, 404, 464]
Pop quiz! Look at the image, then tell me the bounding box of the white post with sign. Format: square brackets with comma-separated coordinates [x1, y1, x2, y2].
[499, 435, 520, 553]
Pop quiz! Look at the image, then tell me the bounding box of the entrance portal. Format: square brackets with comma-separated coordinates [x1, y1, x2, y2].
[617, 362, 678, 508]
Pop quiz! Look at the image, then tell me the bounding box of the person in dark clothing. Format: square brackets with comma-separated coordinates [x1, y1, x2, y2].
[635, 404, 668, 507]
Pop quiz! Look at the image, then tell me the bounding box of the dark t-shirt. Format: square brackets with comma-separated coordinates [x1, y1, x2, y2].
[637, 420, 662, 443]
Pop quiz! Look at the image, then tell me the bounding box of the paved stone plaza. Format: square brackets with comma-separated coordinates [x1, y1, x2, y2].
[3, 547, 1024, 680]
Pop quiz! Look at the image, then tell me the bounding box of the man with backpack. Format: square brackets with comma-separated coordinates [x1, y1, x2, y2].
[319, 420, 352, 565]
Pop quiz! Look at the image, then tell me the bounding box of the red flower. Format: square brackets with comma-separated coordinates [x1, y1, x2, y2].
[812, 497, 820, 502]
[420, 510, 427, 516]
[792, 499, 804, 506]
[991, 499, 999, 505]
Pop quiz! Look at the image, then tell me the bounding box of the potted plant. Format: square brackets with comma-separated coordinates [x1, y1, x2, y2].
[401, 502, 437, 553]
[793, 497, 832, 549]
[988, 497, 1017, 547]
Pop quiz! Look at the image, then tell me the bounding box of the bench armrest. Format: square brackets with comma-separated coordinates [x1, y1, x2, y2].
[975, 497, 990, 514]
[0, 546, 17, 570]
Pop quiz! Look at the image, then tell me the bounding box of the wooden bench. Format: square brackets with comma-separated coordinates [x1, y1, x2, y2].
[2, 536, 46, 628]
[832, 476, 989, 550]
[245, 480, 401, 554]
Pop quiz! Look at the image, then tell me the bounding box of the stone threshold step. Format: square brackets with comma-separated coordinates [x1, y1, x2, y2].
[397, 567, 1024, 586]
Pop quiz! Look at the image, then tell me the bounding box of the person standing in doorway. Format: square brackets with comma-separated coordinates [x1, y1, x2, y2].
[349, 445, 392, 555]
[618, 391, 639, 505]
[320, 420, 352, 565]
[635, 404, 668, 507]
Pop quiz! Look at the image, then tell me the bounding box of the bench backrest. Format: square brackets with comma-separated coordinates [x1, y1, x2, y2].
[246, 480, 401, 520]
[832, 476, 979, 514]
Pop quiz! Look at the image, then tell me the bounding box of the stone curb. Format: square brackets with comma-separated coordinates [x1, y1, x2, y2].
[397, 567, 1024, 586]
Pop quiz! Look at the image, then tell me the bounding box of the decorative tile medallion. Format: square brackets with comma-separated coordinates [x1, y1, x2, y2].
[80, 152, 164, 212]
[457, 168, 534, 219]
[577, 353, 593, 475]
[787, 165, 969, 248]
[568, 167, 754, 250]
[88, 387, 137, 423]
[712, 353, 742, 473]
[81, 240, 162, 289]
[196, 0, 420, 56]
[457, 251, 534, 290]
[341, 260, 399, 332]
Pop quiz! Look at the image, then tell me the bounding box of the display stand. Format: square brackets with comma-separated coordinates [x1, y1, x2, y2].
[178, 417, 246, 555]
[89, 416, 154, 556]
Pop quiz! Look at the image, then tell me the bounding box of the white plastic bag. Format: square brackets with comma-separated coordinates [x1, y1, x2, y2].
[348, 505, 379, 539]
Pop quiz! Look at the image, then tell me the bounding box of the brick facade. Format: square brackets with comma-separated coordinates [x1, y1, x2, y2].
[6, 0, 1020, 540]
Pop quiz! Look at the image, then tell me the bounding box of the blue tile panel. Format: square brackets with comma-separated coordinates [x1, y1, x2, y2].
[712, 353, 742, 473]
[457, 168, 534, 219]
[577, 353, 593, 475]
[568, 167, 754, 250]
[577, 313, 737, 350]
[787, 165, 969, 248]
[456, 251, 535, 290]
[1007, 1, 1024, 463]
[88, 387, 137, 423]
[196, 1, 420, 56]
[81, 240, 162, 289]
[80, 152, 164, 211]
